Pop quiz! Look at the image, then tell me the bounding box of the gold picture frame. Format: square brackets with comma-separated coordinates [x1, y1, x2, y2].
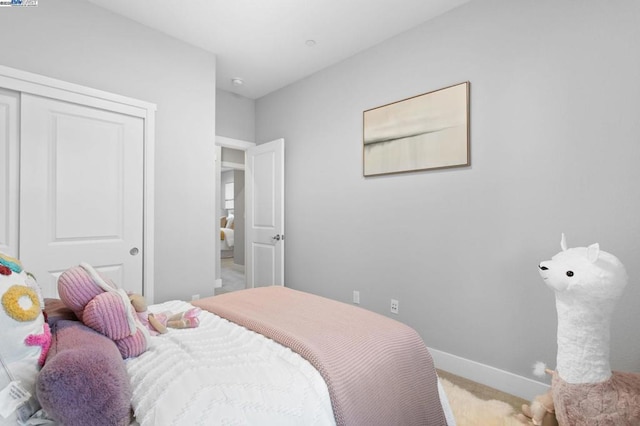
[363, 82, 470, 176]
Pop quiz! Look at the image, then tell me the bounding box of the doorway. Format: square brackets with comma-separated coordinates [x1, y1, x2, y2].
[218, 162, 245, 294]
[215, 136, 255, 294]
[214, 136, 285, 291]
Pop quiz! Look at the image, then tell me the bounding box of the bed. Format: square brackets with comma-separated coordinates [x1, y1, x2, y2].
[37, 287, 455, 426]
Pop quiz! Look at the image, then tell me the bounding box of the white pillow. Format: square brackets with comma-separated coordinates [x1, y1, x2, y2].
[225, 215, 234, 229]
[0, 253, 48, 424]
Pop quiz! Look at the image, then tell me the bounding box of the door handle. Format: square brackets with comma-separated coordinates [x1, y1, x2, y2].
[272, 234, 282, 242]
[130, 247, 140, 256]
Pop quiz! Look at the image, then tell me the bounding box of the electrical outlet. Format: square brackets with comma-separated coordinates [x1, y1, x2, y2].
[191, 294, 200, 301]
[390, 299, 399, 314]
[353, 290, 360, 304]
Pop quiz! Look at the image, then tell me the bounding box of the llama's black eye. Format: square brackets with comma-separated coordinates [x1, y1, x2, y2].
[566, 271, 574, 277]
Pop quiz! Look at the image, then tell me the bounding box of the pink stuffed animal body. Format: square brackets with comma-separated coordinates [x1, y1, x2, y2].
[58, 263, 150, 358]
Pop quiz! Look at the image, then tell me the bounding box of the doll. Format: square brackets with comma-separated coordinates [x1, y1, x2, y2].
[129, 293, 200, 335]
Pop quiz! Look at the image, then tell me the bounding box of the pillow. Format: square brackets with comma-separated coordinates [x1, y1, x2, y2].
[36, 320, 132, 426]
[0, 252, 49, 424]
[226, 215, 234, 229]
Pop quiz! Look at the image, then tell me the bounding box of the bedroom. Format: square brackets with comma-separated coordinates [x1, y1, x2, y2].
[1, 0, 639, 421]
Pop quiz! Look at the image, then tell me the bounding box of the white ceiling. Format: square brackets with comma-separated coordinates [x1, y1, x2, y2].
[84, 0, 469, 99]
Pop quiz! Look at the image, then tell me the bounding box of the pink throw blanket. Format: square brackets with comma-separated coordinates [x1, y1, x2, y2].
[193, 287, 446, 426]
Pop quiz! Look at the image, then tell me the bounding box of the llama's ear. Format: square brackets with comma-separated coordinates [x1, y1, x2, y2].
[560, 233, 568, 252]
[587, 243, 600, 263]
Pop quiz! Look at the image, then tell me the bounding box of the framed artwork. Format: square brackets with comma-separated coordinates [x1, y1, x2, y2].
[363, 81, 470, 176]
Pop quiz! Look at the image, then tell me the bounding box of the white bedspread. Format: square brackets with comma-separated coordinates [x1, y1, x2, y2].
[221, 227, 234, 247]
[126, 300, 335, 426]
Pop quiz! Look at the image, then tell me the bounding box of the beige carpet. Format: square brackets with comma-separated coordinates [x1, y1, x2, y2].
[440, 374, 526, 426]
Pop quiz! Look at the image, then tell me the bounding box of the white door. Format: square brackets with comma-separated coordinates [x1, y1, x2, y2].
[246, 139, 284, 287]
[19, 94, 144, 297]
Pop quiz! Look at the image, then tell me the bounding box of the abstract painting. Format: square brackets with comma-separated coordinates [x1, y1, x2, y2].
[363, 82, 470, 176]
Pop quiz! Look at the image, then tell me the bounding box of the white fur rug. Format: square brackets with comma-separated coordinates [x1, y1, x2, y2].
[441, 377, 523, 426]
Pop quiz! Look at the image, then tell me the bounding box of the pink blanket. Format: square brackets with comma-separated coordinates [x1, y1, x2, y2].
[193, 287, 446, 426]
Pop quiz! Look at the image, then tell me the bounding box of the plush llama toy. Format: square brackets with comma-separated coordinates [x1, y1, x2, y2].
[0, 253, 51, 425]
[518, 234, 640, 425]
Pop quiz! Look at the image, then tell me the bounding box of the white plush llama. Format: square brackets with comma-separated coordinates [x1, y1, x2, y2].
[519, 234, 640, 425]
[540, 233, 627, 384]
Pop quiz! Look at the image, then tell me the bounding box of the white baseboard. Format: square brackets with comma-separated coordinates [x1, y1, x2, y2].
[429, 347, 550, 401]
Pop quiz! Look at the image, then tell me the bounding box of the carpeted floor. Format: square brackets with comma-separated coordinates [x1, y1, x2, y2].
[438, 370, 527, 413]
[217, 257, 245, 294]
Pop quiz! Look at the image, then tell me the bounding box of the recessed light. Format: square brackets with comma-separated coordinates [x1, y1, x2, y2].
[305, 39, 317, 47]
[231, 78, 244, 86]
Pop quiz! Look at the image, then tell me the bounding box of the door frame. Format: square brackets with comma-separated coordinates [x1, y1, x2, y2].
[0, 65, 157, 302]
[215, 136, 255, 288]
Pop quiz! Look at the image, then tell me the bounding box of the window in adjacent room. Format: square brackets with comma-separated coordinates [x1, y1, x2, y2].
[224, 182, 234, 213]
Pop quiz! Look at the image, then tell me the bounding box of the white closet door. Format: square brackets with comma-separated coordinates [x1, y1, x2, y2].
[0, 89, 19, 257]
[20, 94, 144, 297]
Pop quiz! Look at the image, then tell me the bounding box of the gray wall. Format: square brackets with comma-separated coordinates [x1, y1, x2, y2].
[0, 0, 217, 302]
[216, 90, 254, 267]
[217, 89, 256, 142]
[222, 147, 246, 164]
[256, 0, 640, 381]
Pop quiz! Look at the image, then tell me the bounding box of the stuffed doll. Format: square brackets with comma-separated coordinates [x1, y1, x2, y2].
[57, 263, 150, 358]
[129, 293, 201, 335]
[0, 252, 50, 425]
[520, 391, 555, 426]
[517, 364, 557, 426]
[519, 234, 640, 425]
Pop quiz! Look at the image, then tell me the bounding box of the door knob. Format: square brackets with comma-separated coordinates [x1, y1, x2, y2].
[272, 234, 281, 241]
[130, 247, 140, 256]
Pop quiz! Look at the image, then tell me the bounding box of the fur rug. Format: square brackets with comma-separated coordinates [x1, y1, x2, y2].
[441, 377, 523, 426]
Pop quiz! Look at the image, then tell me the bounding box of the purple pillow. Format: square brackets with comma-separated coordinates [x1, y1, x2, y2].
[36, 320, 132, 426]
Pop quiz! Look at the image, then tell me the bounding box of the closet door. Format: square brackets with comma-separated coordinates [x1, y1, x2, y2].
[0, 89, 19, 257]
[20, 94, 144, 297]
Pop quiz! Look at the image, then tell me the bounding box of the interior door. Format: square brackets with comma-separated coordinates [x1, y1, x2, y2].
[246, 138, 284, 287]
[19, 94, 144, 297]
